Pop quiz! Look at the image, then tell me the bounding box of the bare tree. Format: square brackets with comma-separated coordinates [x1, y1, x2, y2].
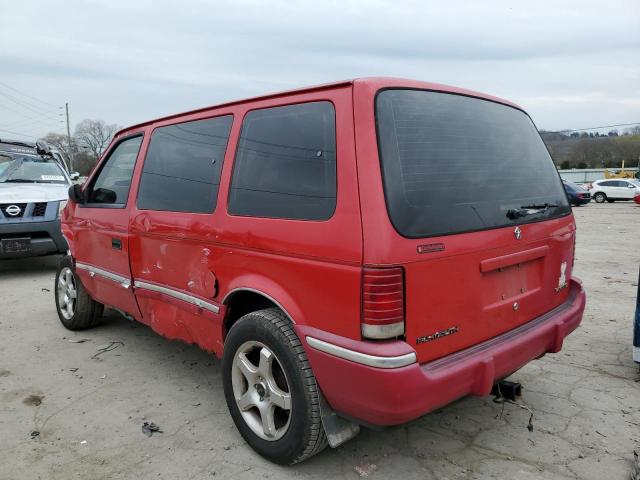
[40, 132, 74, 158]
[74, 119, 121, 160]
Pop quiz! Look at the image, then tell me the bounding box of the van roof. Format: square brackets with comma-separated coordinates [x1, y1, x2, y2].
[115, 77, 521, 137]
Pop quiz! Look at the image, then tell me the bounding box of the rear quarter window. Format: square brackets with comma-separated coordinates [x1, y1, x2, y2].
[376, 89, 570, 238]
[228, 101, 337, 221]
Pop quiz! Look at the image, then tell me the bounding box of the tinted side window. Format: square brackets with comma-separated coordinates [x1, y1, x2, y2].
[137, 116, 233, 213]
[599, 181, 614, 187]
[228, 102, 336, 220]
[88, 136, 142, 204]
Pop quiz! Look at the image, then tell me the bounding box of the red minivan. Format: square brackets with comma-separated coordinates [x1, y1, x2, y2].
[56, 78, 586, 464]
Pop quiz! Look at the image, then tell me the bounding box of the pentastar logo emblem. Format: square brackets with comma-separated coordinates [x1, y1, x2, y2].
[514, 226, 522, 240]
[5, 205, 21, 216]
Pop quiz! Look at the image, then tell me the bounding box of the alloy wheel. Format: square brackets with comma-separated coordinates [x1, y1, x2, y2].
[57, 267, 77, 320]
[231, 341, 292, 441]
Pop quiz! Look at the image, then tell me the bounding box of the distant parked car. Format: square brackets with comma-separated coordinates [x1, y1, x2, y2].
[589, 179, 640, 203]
[562, 180, 591, 206]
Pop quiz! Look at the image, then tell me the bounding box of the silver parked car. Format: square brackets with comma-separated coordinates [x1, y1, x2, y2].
[589, 179, 640, 203]
[0, 140, 78, 259]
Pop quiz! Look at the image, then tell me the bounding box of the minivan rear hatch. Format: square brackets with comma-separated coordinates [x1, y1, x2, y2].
[374, 89, 575, 364]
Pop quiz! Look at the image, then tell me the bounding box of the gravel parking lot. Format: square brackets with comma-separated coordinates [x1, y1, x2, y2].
[1, 203, 638, 480]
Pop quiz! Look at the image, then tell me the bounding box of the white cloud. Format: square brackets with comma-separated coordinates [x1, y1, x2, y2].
[0, 0, 638, 139]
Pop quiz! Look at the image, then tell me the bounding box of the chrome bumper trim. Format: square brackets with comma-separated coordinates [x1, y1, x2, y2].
[133, 280, 220, 314]
[75, 262, 131, 289]
[306, 336, 416, 369]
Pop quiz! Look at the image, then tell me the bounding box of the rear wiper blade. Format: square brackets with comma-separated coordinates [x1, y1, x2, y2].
[507, 203, 559, 219]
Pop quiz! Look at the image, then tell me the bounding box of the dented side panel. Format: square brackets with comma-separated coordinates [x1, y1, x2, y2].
[126, 85, 363, 356]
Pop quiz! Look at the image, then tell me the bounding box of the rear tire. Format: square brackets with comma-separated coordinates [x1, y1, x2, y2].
[55, 256, 104, 330]
[222, 308, 327, 464]
[594, 192, 607, 203]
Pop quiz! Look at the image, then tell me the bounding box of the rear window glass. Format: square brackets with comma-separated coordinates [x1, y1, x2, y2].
[137, 116, 233, 213]
[376, 90, 570, 238]
[228, 101, 336, 220]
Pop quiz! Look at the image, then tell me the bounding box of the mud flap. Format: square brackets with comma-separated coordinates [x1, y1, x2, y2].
[318, 390, 360, 448]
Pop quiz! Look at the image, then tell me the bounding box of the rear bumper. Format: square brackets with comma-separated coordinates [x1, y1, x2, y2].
[0, 219, 67, 259]
[299, 278, 585, 426]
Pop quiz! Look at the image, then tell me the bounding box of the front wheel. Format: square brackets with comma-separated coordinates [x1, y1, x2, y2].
[222, 308, 327, 464]
[594, 192, 607, 203]
[55, 256, 104, 330]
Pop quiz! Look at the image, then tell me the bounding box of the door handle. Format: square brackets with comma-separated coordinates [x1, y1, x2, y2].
[111, 238, 122, 250]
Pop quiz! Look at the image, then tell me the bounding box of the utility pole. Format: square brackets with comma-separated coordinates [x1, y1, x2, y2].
[65, 102, 73, 171]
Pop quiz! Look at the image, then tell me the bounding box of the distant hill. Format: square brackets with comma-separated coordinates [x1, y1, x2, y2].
[540, 127, 640, 170]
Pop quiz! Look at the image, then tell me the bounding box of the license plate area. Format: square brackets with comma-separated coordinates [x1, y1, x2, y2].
[481, 260, 543, 309]
[1, 237, 31, 253]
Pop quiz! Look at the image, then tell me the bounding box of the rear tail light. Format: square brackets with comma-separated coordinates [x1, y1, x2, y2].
[361, 266, 405, 339]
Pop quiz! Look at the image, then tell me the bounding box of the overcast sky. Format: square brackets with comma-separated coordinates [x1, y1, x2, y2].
[1, 0, 638, 140]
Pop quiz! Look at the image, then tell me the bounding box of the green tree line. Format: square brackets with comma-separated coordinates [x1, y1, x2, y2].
[541, 127, 640, 170]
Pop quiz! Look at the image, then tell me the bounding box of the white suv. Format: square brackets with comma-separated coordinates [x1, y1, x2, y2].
[0, 140, 78, 259]
[590, 179, 640, 203]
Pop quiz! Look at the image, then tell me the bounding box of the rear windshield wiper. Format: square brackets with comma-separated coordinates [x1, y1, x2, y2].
[507, 203, 559, 220]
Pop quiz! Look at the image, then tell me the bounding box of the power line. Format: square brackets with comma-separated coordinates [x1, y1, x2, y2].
[0, 128, 39, 140]
[0, 97, 63, 124]
[0, 108, 64, 128]
[0, 80, 60, 109]
[0, 108, 63, 134]
[0, 120, 62, 134]
[0, 88, 61, 117]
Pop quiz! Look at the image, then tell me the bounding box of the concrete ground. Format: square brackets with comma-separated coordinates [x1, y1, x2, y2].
[1, 203, 639, 480]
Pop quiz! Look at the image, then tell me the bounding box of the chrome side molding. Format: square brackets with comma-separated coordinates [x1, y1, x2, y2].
[75, 262, 131, 289]
[306, 336, 416, 369]
[133, 280, 220, 314]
